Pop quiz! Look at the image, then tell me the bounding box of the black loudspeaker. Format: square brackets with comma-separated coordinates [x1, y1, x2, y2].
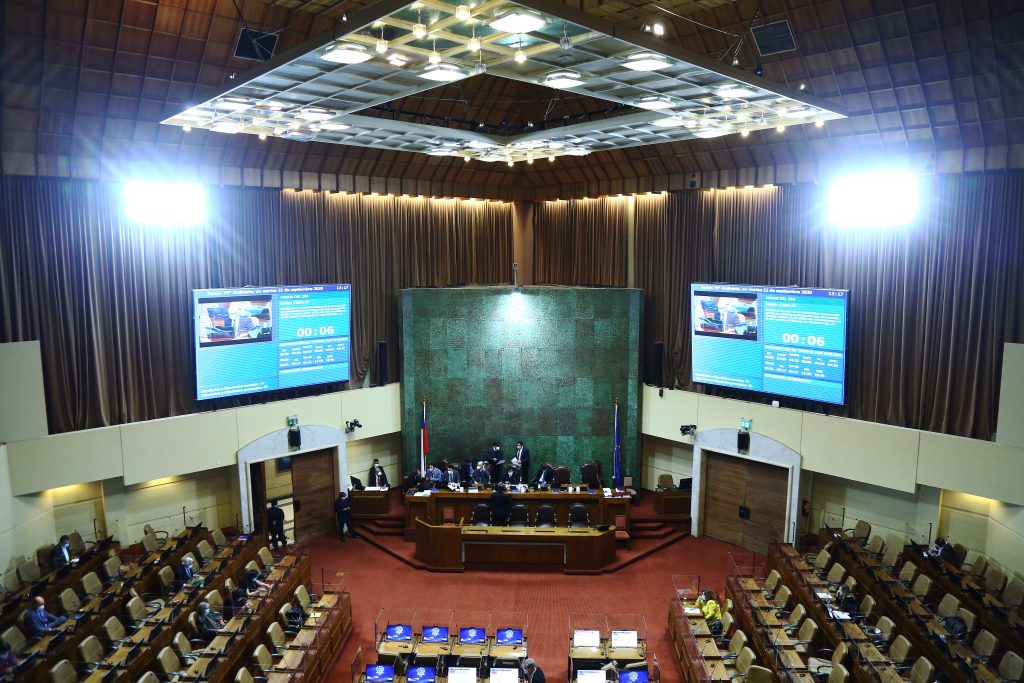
[737, 431, 750, 452]
[287, 427, 301, 449]
[653, 341, 664, 387]
[378, 341, 389, 385]
[739, 505, 751, 520]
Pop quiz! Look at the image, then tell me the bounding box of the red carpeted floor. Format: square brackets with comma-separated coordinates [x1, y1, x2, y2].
[308, 528, 751, 683]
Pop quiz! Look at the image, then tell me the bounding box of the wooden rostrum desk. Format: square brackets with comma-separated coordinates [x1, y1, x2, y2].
[404, 489, 631, 541]
[414, 519, 616, 573]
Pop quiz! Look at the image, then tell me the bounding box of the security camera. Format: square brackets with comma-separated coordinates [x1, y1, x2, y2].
[680, 424, 697, 437]
[345, 419, 363, 434]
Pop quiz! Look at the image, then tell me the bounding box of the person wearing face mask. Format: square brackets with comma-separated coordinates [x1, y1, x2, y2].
[194, 601, 226, 644]
[24, 596, 67, 637]
[369, 461, 389, 488]
[50, 535, 76, 569]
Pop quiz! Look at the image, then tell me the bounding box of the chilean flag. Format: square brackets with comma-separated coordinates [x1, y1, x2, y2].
[420, 401, 429, 474]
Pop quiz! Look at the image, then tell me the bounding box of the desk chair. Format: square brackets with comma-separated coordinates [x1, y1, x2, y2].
[257, 546, 275, 569]
[614, 514, 630, 547]
[69, 531, 94, 556]
[956, 607, 976, 637]
[804, 541, 832, 567]
[762, 570, 781, 598]
[888, 635, 913, 666]
[782, 604, 806, 633]
[17, 560, 41, 585]
[656, 474, 675, 491]
[1003, 580, 1024, 610]
[125, 597, 151, 631]
[772, 585, 792, 612]
[81, 571, 103, 598]
[212, 528, 229, 549]
[471, 504, 490, 526]
[716, 612, 735, 643]
[78, 635, 106, 670]
[966, 555, 988, 580]
[205, 589, 224, 614]
[580, 461, 602, 489]
[277, 603, 299, 637]
[48, 659, 76, 683]
[904, 656, 933, 683]
[2, 625, 27, 654]
[156, 645, 188, 679]
[725, 647, 756, 677]
[294, 585, 321, 612]
[896, 561, 918, 586]
[141, 533, 161, 554]
[196, 539, 214, 565]
[59, 587, 82, 614]
[568, 504, 589, 528]
[102, 555, 122, 582]
[951, 543, 967, 567]
[871, 617, 896, 650]
[722, 629, 747, 659]
[857, 595, 876, 624]
[143, 524, 169, 541]
[910, 574, 932, 600]
[793, 618, 818, 656]
[983, 565, 1007, 595]
[824, 563, 847, 587]
[37, 545, 55, 573]
[235, 669, 255, 683]
[866, 535, 885, 556]
[267, 621, 294, 651]
[997, 650, 1023, 681]
[535, 505, 556, 528]
[845, 520, 871, 545]
[812, 550, 832, 578]
[806, 641, 848, 679]
[880, 546, 900, 571]
[102, 616, 129, 645]
[970, 629, 998, 659]
[509, 505, 529, 527]
[158, 565, 175, 596]
[138, 673, 160, 683]
[935, 594, 959, 619]
[443, 507, 458, 525]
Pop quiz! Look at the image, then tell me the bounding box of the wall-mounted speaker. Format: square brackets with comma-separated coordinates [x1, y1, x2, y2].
[737, 430, 750, 452]
[378, 340, 389, 385]
[287, 427, 301, 449]
[649, 341, 664, 387]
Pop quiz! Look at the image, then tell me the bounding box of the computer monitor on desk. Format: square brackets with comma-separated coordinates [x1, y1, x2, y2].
[573, 630, 601, 648]
[408, 666, 436, 683]
[490, 667, 520, 683]
[496, 628, 523, 646]
[619, 670, 648, 683]
[421, 626, 449, 643]
[460, 627, 486, 645]
[576, 671, 606, 683]
[366, 664, 396, 682]
[611, 630, 638, 648]
[449, 667, 477, 683]
[385, 624, 412, 642]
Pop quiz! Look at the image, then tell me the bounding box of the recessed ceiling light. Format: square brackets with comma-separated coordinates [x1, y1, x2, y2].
[652, 117, 685, 128]
[489, 9, 546, 33]
[210, 121, 243, 133]
[468, 140, 496, 149]
[258, 131, 267, 140]
[182, 124, 192, 132]
[419, 63, 468, 82]
[297, 108, 334, 121]
[717, 84, 758, 99]
[320, 42, 371, 64]
[693, 128, 730, 138]
[740, 130, 750, 137]
[815, 119, 826, 128]
[776, 124, 786, 133]
[636, 96, 673, 110]
[623, 52, 672, 71]
[213, 98, 250, 111]
[652, 22, 664, 37]
[320, 122, 349, 131]
[543, 70, 584, 88]
[389, 54, 408, 67]
[565, 146, 590, 155]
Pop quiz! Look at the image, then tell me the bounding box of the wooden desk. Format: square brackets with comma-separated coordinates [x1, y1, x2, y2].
[405, 490, 630, 535]
[352, 490, 391, 517]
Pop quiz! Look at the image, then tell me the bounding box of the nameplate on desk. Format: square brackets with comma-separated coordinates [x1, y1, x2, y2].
[500, 529, 522, 533]
[568, 529, 589, 533]
[464, 529, 487, 533]
[684, 608, 702, 616]
[364, 486, 386, 491]
[534, 529, 555, 533]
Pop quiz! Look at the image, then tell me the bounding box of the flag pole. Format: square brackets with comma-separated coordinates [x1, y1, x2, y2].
[420, 400, 428, 475]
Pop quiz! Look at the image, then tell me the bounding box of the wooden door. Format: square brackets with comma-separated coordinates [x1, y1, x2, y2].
[702, 451, 788, 554]
[290, 449, 338, 542]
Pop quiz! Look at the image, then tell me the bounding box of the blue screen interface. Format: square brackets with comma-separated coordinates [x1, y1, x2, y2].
[421, 626, 449, 643]
[619, 671, 649, 683]
[459, 627, 486, 644]
[690, 284, 848, 405]
[385, 624, 412, 642]
[193, 284, 351, 400]
[408, 667, 436, 683]
[496, 628, 523, 645]
[366, 665, 395, 682]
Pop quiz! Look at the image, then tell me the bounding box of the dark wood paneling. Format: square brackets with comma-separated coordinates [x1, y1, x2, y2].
[291, 449, 337, 542]
[703, 451, 787, 553]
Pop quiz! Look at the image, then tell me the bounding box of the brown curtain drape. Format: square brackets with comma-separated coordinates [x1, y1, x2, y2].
[0, 178, 513, 433]
[635, 173, 1024, 440]
[533, 196, 628, 285]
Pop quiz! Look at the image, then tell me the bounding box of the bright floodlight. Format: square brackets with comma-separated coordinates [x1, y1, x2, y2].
[827, 170, 919, 228]
[123, 181, 206, 226]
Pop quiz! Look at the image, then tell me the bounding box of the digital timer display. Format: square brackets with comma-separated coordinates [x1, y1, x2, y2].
[193, 283, 351, 400]
[690, 284, 849, 404]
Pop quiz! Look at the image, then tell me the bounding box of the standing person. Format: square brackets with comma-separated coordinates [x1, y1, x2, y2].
[490, 483, 512, 526]
[370, 462, 389, 488]
[333, 491, 359, 541]
[486, 442, 504, 486]
[514, 441, 531, 483]
[267, 499, 287, 550]
[523, 659, 545, 683]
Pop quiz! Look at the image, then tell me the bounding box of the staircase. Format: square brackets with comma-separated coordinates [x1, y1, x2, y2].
[603, 511, 692, 571]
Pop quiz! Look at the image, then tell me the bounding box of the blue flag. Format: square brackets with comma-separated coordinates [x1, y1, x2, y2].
[613, 402, 623, 487]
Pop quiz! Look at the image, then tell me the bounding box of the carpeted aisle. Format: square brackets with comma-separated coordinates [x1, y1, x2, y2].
[308, 531, 751, 683]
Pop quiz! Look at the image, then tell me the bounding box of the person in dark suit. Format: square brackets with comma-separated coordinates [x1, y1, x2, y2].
[50, 535, 74, 569]
[471, 461, 490, 486]
[425, 464, 443, 486]
[175, 556, 196, 589]
[194, 601, 225, 644]
[928, 537, 956, 564]
[486, 443, 504, 485]
[333, 491, 359, 541]
[490, 484, 513, 526]
[523, 659, 545, 683]
[445, 464, 462, 486]
[267, 499, 287, 549]
[370, 462, 390, 488]
[533, 463, 553, 487]
[24, 596, 66, 638]
[513, 441, 531, 483]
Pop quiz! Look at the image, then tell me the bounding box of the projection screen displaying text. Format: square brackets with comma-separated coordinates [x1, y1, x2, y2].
[193, 284, 351, 400]
[690, 283, 848, 405]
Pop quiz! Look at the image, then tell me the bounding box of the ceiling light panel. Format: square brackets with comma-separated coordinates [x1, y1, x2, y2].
[161, 0, 845, 160]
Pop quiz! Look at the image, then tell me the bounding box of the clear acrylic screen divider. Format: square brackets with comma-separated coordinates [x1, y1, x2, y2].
[671, 574, 700, 601]
[351, 644, 367, 682]
[315, 567, 348, 597]
[568, 613, 608, 682]
[375, 607, 418, 647]
[675, 602, 713, 683]
[413, 608, 455, 640]
[452, 609, 493, 640]
[606, 613, 647, 646]
[492, 610, 528, 647]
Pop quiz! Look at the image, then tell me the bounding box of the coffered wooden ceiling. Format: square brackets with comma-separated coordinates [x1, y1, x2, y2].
[2, 0, 1021, 199]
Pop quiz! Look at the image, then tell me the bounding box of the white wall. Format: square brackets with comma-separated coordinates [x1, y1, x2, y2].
[939, 491, 1024, 579]
[346, 433, 403, 487]
[0, 444, 56, 591]
[808, 473, 940, 546]
[641, 435, 693, 490]
[51, 482, 106, 542]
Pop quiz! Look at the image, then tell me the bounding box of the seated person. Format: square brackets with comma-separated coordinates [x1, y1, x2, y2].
[490, 484, 513, 526]
[50, 535, 75, 570]
[425, 463, 443, 486]
[0, 642, 16, 681]
[24, 596, 67, 638]
[471, 461, 490, 486]
[404, 469, 423, 491]
[445, 464, 462, 486]
[533, 463, 554, 486]
[695, 589, 723, 632]
[175, 556, 197, 589]
[504, 465, 522, 486]
[927, 537, 956, 563]
[194, 601, 225, 644]
[242, 568, 270, 596]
